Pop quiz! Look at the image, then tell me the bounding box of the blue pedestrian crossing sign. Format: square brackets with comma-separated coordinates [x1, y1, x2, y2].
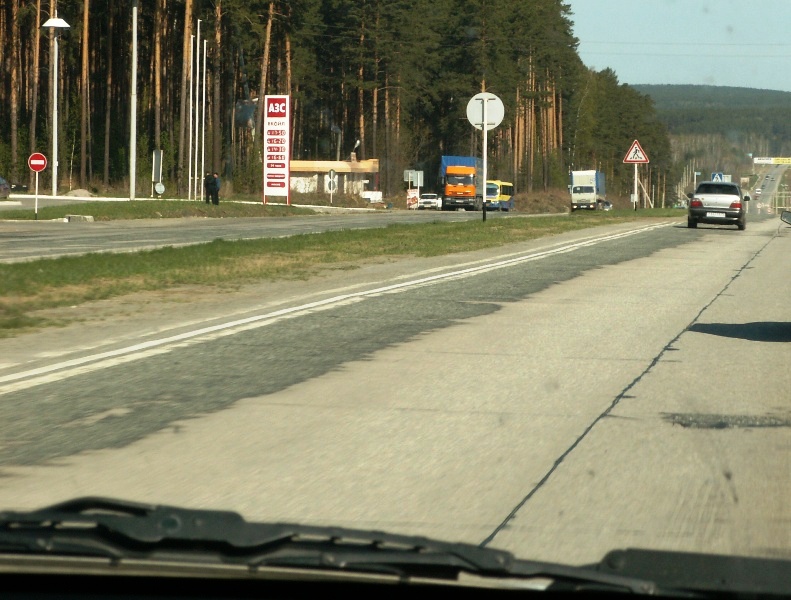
[711, 172, 724, 182]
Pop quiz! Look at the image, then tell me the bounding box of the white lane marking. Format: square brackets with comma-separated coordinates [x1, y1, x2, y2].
[0, 222, 673, 395]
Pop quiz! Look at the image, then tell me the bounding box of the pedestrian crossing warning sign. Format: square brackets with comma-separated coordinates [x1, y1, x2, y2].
[623, 139, 649, 164]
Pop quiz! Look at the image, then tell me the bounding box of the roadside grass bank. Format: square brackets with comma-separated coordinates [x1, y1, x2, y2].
[0, 209, 680, 335]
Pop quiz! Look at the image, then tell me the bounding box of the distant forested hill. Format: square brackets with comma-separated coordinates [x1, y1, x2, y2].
[633, 85, 791, 179]
[633, 85, 791, 157]
[633, 85, 791, 111]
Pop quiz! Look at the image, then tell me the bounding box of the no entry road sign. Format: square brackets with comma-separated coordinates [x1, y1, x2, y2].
[28, 153, 47, 172]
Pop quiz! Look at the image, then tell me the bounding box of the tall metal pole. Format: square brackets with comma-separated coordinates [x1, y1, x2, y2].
[187, 35, 194, 200]
[193, 20, 201, 201]
[201, 39, 207, 202]
[130, 0, 138, 200]
[42, 14, 69, 197]
[482, 96, 488, 222]
[52, 19, 59, 196]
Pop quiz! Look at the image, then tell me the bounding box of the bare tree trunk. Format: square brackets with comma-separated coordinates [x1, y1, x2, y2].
[161, 0, 174, 179]
[285, 31, 294, 159]
[557, 74, 563, 163]
[384, 77, 390, 194]
[285, 32, 292, 94]
[224, 38, 236, 178]
[254, 0, 274, 140]
[513, 87, 520, 192]
[29, 0, 43, 189]
[79, 0, 89, 187]
[213, 0, 222, 173]
[357, 84, 365, 159]
[528, 57, 535, 192]
[153, 0, 162, 149]
[103, 0, 113, 186]
[357, 25, 365, 159]
[541, 78, 549, 189]
[10, 0, 20, 182]
[395, 85, 400, 149]
[341, 79, 348, 157]
[371, 9, 380, 160]
[372, 85, 378, 159]
[177, 0, 194, 191]
[87, 65, 93, 181]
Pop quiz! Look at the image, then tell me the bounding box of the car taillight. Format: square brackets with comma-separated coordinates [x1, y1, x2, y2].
[690, 199, 703, 208]
[729, 201, 742, 209]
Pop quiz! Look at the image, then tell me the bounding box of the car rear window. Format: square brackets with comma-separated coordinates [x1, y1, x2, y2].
[696, 183, 739, 195]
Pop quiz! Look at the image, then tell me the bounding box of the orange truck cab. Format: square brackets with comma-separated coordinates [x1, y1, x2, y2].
[439, 156, 483, 211]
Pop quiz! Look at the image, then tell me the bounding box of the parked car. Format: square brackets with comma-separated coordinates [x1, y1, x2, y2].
[417, 192, 441, 210]
[687, 181, 749, 230]
[0, 176, 11, 199]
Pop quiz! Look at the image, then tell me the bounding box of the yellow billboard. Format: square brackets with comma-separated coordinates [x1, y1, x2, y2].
[753, 157, 791, 165]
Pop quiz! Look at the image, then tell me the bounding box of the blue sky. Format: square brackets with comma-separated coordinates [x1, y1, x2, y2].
[564, 0, 791, 92]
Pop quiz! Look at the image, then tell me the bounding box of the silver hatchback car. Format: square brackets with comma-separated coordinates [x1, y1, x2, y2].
[687, 181, 749, 230]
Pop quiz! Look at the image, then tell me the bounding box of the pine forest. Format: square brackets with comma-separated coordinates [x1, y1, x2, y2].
[0, 0, 674, 200]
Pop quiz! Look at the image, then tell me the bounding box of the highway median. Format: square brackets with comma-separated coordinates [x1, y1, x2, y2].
[0, 209, 680, 336]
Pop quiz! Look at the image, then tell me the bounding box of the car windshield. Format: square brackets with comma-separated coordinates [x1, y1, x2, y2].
[447, 174, 474, 185]
[2, 0, 791, 592]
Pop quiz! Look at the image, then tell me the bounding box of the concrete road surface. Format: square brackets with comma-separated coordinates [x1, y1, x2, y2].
[0, 215, 788, 566]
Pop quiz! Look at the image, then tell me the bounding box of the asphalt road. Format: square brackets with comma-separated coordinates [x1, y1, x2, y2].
[0, 213, 788, 566]
[0, 205, 514, 263]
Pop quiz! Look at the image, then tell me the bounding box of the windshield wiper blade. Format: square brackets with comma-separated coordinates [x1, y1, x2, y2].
[593, 548, 791, 598]
[0, 497, 664, 594]
[0, 497, 511, 570]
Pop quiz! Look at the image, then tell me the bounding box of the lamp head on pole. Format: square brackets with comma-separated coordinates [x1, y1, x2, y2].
[42, 17, 70, 30]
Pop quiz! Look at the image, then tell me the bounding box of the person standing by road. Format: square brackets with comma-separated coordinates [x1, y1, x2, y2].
[211, 172, 221, 205]
[203, 172, 214, 204]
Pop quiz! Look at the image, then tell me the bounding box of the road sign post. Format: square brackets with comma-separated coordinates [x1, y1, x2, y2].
[328, 169, 337, 204]
[263, 95, 291, 205]
[467, 93, 504, 222]
[28, 153, 48, 220]
[623, 140, 649, 210]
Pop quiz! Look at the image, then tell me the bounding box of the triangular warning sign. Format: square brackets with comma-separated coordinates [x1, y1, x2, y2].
[623, 139, 649, 164]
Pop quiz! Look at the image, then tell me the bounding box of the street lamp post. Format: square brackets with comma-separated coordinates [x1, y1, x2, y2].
[42, 13, 70, 197]
[130, 0, 138, 200]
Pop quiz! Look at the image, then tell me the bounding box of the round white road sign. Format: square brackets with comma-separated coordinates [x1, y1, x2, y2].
[466, 93, 504, 131]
